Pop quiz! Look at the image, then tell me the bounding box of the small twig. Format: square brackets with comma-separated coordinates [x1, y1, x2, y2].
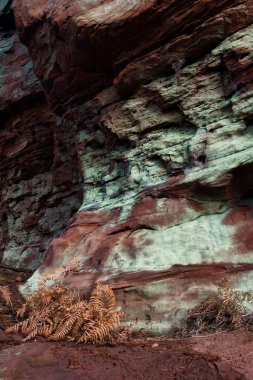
[187, 358, 195, 370]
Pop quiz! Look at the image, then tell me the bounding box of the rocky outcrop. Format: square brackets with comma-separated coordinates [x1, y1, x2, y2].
[0, 2, 82, 270]
[2, 0, 253, 332]
[13, 0, 253, 110]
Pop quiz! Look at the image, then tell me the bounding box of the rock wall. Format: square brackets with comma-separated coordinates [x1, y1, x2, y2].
[2, 0, 253, 332]
[0, 1, 82, 270]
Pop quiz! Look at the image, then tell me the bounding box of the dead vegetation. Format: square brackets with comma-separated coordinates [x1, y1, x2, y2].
[185, 278, 253, 334]
[0, 286, 12, 307]
[4, 277, 253, 344]
[38, 257, 80, 287]
[0, 285, 13, 324]
[6, 284, 127, 344]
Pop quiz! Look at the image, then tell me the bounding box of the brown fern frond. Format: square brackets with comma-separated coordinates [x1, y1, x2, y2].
[6, 284, 125, 344]
[20, 319, 30, 335]
[17, 303, 29, 318]
[49, 314, 79, 341]
[24, 328, 38, 342]
[77, 320, 96, 343]
[0, 286, 12, 306]
[37, 324, 53, 338]
[71, 317, 86, 338]
[78, 320, 111, 344]
[6, 321, 23, 334]
[39, 257, 80, 286]
[90, 284, 116, 312]
[49, 299, 92, 341]
[114, 328, 129, 344]
[104, 310, 120, 325]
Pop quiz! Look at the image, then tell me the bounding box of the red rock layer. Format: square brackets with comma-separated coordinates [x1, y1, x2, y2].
[0, 3, 83, 269]
[13, 0, 253, 110]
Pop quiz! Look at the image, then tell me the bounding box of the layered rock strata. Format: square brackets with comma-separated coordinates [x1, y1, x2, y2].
[3, 0, 253, 332]
[0, 2, 82, 270]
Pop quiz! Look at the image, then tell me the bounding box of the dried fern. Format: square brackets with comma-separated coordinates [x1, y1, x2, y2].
[0, 286, 12, 307]
[38, 257, 80, 286]
[6, 284, 127, 345]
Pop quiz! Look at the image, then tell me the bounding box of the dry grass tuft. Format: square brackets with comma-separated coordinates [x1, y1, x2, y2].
[186, 278, 253, 334]
[6, 284, 127, 344]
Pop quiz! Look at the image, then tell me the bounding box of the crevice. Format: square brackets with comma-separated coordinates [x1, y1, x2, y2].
[0, 92, 47, 122]
[0, 3, 15, 31]
[0, 264, 33, 273]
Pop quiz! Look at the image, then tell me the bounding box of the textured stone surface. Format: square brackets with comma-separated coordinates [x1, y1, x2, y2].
[13, 0, 253, 110]
[5, 0, 253, 332]
[0, 3, 82, 269]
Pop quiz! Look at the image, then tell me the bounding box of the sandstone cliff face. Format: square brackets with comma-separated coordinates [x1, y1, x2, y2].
[1, 0, 253, 333]
[0, 1, 82, 270]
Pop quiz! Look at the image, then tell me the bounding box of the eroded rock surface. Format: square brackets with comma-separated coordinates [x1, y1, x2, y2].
[2, 0, 253, 332]
[0, 2, 82, 269]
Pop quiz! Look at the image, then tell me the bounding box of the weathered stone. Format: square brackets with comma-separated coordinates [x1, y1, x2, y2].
[0, 3, 82, 269]
[3, 0, 253, 332]
[13, 0, 253, 110]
